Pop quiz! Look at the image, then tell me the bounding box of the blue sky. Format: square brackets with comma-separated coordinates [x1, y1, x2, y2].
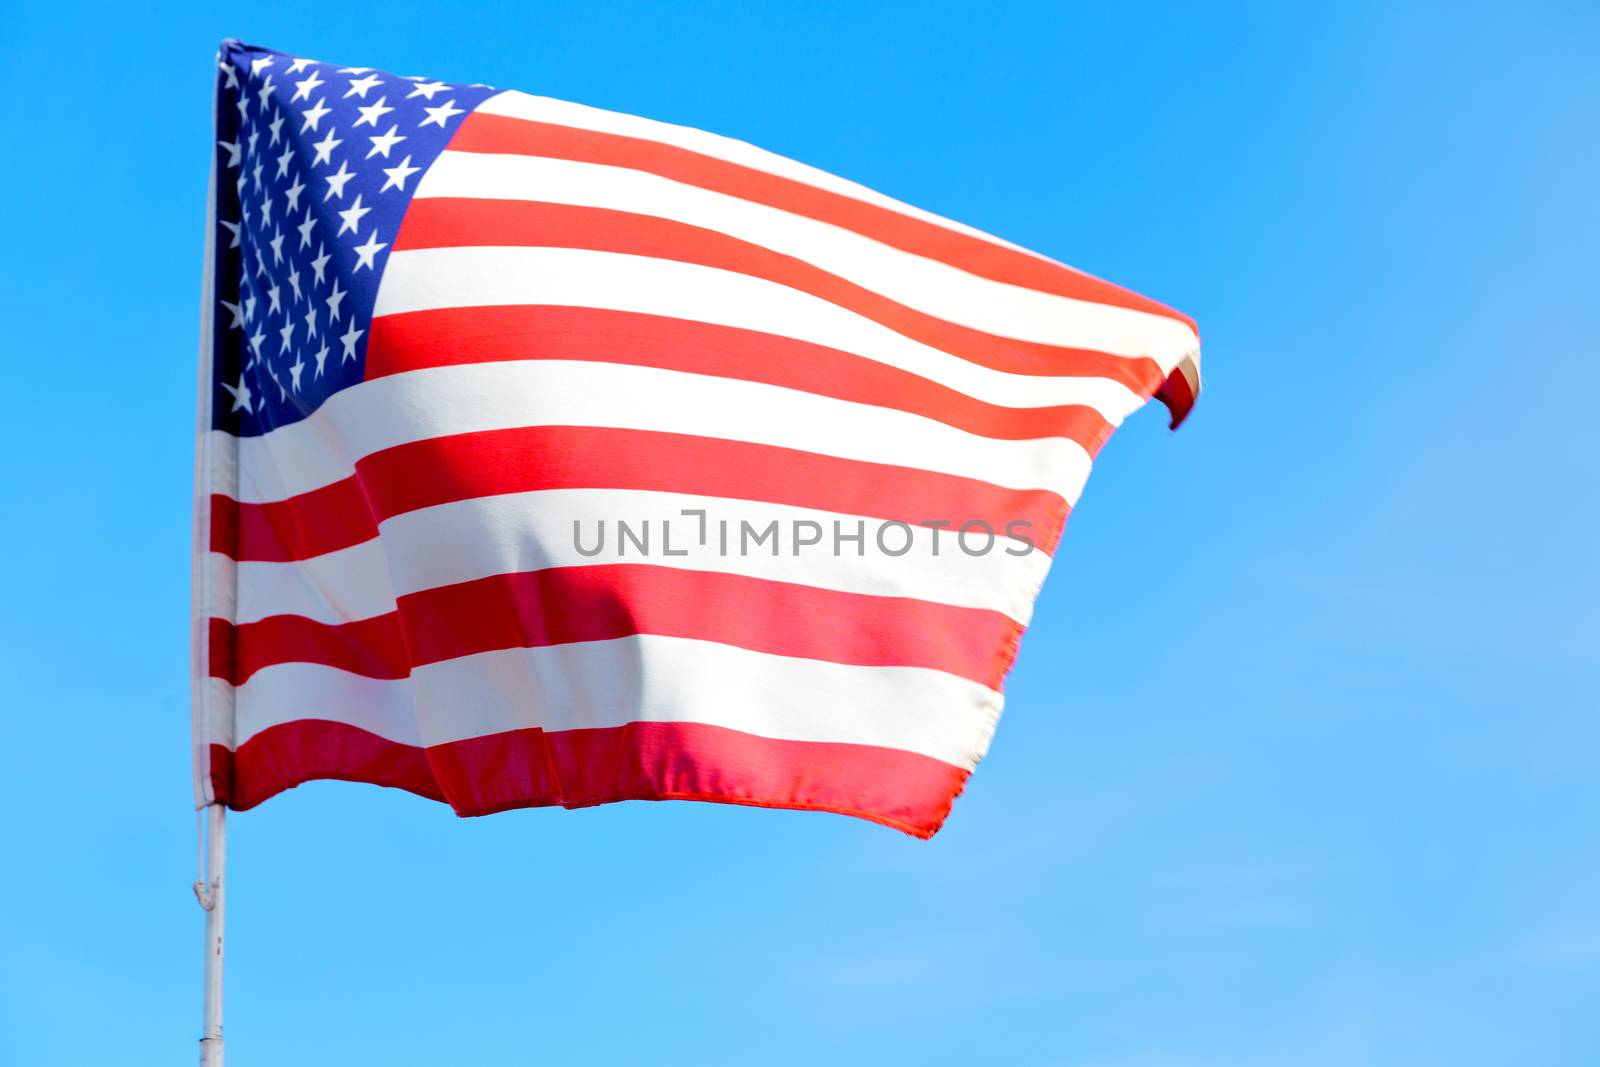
[2, 2, 1596, 1064]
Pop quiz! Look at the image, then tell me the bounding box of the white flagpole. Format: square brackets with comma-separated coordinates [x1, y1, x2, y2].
[195, 803, 227, 1066]
[194, 47, 227, 1067]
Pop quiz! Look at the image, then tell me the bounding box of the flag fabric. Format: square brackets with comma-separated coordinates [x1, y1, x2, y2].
[194, 39, 1202, 838]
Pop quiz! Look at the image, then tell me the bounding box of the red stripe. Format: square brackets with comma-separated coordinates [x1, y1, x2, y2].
[210, 564, 1023, 687]
[1156, 363, 1198, 429]
[212, 425, 1068, 563]
[210, 614, 410, 684]
[211, 477, 375, 563]
[210, 720, 443, 808]
[394, 197, 1167, 393]
[444, 111, 1198, 337]
[209, 490, 238, 557]
[366, 304, 1116, 452]
[211, 718, 969, 838]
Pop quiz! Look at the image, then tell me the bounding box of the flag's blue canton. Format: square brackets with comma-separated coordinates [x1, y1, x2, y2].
[209, 41, 498, 437]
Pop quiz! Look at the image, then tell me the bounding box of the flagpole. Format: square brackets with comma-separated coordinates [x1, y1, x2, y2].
[195, 802, 227, 1066]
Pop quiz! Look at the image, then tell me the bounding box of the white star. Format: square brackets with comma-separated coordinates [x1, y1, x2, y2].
[366, 125, 406, 159]
[220, 299, 243, 329]
[310, 128, 342, 166]
[271, 367, 287, 403]
[249, 55, 274, 77]
[221, 375, 254, 413]
[300, 97, 333, 132]
[287, 57, 316, 75]
[250, 160, 263, 192]
[345, 73, 383, 98]
[258, 186, 273, 225]
[351, 229, 387, 272]
[247, 326, 266, 357]
[287, 267, 302, 302]
[268, 227, 285, 265]
[246, 126, 260, 158]
[279, 318, 295, 352]
[267, 283, 282, 314]
[420, 99, 465, 128]
[296, 210, 317, 249]
[322, 160, 356, 200]
[268, 110, 284, 146]
[338, 66, 373, 74]
[256, 74, 275, 107]
[354, 96, 394, 128]
[379, 155, 421, 192]
[326, 280, 347, 322]
[275, 145, 294, 178]
[313, 342, 330, 377]
[284, 176, 306, 213]
[310, 244, 331, 285]
[253, 247, 268, 279]
[304, 304, 319, 339]
[243, 293, 257, 321]
[219, 62, 240, 90]
[289, 353, 306, 392]
[219, 219, 241, 248]
[218, 139, 241, 168]
[407, 80, 449, 100]
[340, 322, 365, 361]
[236, 93, 249, 123]
[336, 194, 371, 236]
[292, 69, 325, 102]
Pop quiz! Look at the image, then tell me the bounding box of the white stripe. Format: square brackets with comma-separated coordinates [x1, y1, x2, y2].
[201, 678, 237, 749]
[476, 90, 1050, 260]
[381, 490, 1047, 620]
[227, 358, 1093, 504]
[373, 245, 1151, 411]
[220, 488, 1049, 627]
[231, 635, 1003, 770]
[225, 538, 398, 625]
[215, 664, 418, 749]
[416, 151, 1200, 360]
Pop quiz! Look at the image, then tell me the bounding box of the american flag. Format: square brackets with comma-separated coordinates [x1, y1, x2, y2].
[196, 39, 1201, 838]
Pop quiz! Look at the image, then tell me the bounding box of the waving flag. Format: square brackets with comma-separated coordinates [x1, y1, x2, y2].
[194, 39, 1201, 837]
